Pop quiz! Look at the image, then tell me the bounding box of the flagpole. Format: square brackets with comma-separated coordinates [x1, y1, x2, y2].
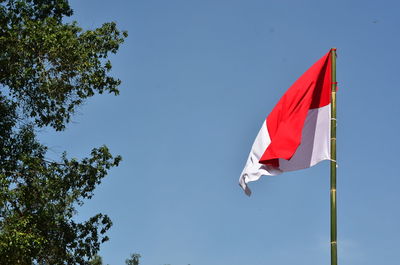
[330, 48, 338, 265]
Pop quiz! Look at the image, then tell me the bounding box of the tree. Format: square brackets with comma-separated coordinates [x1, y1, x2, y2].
[88, 255, 103, 265]
[0, 0, 127, 264]
[125, 253, 141, 265]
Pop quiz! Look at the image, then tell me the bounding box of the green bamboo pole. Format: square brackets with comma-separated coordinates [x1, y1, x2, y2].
[330, 48, 338, 265]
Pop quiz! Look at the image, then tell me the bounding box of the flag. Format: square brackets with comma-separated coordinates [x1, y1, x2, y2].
[239, 50, 333, 195]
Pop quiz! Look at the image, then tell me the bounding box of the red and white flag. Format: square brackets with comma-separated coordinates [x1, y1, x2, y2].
[239, 50, 334, 195]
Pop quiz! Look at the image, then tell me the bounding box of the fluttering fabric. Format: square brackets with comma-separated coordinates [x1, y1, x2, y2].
[239, 51, 333, 195]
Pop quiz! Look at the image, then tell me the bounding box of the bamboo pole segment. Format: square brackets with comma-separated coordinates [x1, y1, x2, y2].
[330, 48, 338, 265]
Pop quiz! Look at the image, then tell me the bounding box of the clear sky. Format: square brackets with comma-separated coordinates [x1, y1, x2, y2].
[40, 0, 400, 264]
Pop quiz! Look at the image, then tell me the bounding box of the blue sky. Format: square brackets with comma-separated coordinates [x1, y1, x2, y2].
[40, 0, 400, 264]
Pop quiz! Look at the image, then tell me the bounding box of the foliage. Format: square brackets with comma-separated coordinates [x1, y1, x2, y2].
[88, 255, 103, 265]
[0, 0, 127, 131]
[125, 253, 141, 265]
[0, 0, 127, 264]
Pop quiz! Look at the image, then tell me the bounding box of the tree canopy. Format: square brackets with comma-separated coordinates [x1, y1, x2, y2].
[125, 254, 140, 265]
[0, 0, 127, 264]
